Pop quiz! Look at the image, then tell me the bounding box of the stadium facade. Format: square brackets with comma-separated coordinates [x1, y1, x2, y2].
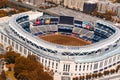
[0, 12, 120, 80]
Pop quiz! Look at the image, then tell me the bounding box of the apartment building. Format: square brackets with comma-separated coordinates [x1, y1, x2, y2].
[46, 0, 63, 4]
[64, 0, 88, 11]
[20, 0, 45, 6]
[97, 1, 120, 18]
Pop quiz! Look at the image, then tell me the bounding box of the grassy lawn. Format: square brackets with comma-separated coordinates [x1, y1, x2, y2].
[6, 71, 17, 80]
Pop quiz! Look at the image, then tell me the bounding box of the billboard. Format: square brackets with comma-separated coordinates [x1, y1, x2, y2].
[59, 16, 74, 25]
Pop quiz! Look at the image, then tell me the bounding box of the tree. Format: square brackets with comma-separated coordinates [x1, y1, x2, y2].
[0, 54, 4, 59]
[110, 69, 115, 74]
[75, 77, 79, 80]
[117, 20, 120, 23]
[116, 0, 120, 3]
[92, 10, 98, 17]
[94, 73, 98, 78]
[17, 71, 30, 80]
[0, 10, 7, 17]
[103, 10, 117, 20]
[14, 56, 52, 80]
[27, 54, 37, 62]
[88, 74, 91, 79]
[6, 46, 13, 52]
[14, 56, 37, 74]
[4, 51, 20, 64]
[103, 70, 109, 76]
[103, 14, 111, 20]
[86, 74, 91, 79]
[1, 49, 53, 80]
[98, 72, 103, 77]
[0, 0, 29, 17]
[0, 70, 6, 80]
[80, 76, 85, 80]
[73, 77, 78, 80]
[116, 65, 120, 72]
[0, 0, 8, 8]
[18, 0, 22, 3]
[8, 10, 16, 15]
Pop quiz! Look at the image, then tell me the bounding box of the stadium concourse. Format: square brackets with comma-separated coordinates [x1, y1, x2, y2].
[0, 11, 120, 80]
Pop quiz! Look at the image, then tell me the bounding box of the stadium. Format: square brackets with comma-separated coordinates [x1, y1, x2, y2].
[0, 11, 120, 80]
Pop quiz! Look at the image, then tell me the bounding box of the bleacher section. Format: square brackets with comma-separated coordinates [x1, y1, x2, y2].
[49, 25, 58, 32]
[58, 26, 73, 33]
[16, 15, 29, 24]
[80, 28, 88, 35]
[30, 25, 58, 36]
[84, 31, 94, 38]
[25, 16, 115, 43]
[74, 20, 82, 28]
[91, 22, 115, 42]
[72, 27, 94, 39]
[16, 15, 30, 32]
[50, 17, 59, 25]
[72, 27, 81, 34]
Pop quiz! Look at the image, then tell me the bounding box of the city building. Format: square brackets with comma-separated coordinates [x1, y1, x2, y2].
[18, 0, 62, 5]
[46, 0, 63, 4]
[64, 0, 88, 11]
[18, 0, 45, 6]
[97, 1, 120, 18]
[14, 0, 120, 17]
[97, 1, 109, 13]
[0, 11, 120, 80]
[116, 6, 120, 18]
[83, 0, 97, 14]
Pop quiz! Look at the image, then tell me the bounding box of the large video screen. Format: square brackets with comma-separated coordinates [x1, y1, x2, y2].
[59, 16, 74, 25]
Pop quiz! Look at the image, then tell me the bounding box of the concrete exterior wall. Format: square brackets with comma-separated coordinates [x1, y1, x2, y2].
[0, 29, 120, 80]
